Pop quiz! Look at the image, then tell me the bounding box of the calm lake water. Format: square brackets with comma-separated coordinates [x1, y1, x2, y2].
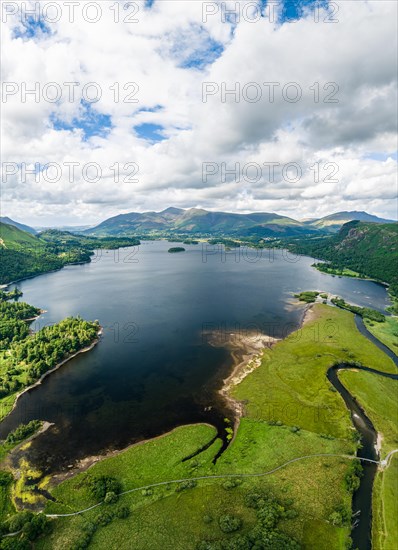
[0, 241, 390, 473]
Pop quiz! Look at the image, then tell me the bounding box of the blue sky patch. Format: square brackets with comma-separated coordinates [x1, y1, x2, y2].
[363, 151, 398, 162]
[13, 16, 52, 40]
[51, 101, 112, 141]
[134, 123, 166, 143]
[280, 0, 329, 22]
[137, 105, 164, 114]
[180, 37, 224, 69]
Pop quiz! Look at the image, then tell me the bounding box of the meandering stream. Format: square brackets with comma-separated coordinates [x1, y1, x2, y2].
[328, 316, 398, 549]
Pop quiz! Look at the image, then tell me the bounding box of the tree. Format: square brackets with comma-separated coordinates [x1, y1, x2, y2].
[218, 514, 242, 533]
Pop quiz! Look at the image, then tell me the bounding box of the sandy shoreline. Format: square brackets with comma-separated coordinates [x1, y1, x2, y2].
[211, 303, 315, 437]
[204, 329, 279, 428]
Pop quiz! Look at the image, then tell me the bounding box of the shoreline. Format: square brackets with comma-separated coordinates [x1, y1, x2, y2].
[0, 327, 103, 423]
[312, 264, 390, 288]
[215, 303, 315, 437]
[50, 422, 218, 487]
[204, 329, 279, 440]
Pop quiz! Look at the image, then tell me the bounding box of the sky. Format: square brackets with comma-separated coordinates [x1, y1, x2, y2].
[1, 0, 397, 226]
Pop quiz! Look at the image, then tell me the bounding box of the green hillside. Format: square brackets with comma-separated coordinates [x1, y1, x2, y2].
[0, 217, 37, 235]
[0, 223, 42, 249]
[289, 221, 398, 296]
[0, 224, 140, 285]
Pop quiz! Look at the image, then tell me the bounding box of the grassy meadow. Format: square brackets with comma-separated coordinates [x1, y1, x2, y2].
[364, 316, 398, 354]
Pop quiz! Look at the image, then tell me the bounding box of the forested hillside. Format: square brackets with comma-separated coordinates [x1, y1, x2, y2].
[289, 221, 398, 295]
[0, 223, 140, 285]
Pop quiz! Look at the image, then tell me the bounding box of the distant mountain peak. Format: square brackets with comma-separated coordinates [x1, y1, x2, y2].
[160, 207, 184, 215]
[0, 216, 37, 234]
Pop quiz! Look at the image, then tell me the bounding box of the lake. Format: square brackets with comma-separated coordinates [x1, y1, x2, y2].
[0, 241, 390, 474]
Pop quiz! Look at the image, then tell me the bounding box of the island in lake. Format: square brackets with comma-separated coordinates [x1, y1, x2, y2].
[168, 247, 186, 253]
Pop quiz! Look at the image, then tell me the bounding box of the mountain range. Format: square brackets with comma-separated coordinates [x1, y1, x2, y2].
[83, 208, 394, 238]
[1, 209, 395, 239]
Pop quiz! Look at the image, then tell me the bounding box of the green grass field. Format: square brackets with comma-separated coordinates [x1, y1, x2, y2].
[364, 316, 398, 354]
[372, 455, 398, 550]
[0, 481, 15, 522]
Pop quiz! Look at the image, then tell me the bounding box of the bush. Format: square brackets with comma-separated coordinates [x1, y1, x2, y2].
[329, 511, 343, 526]
[0, 471, 13, 486]
[21, 513, 51, 541]
[95, 511, 114, 526]
[71, 533, 91, 550]
[0, 539, 30, 550]
[222, 479, 239, 490]
[175, 480, 197, 492]
[345, 461, 363, 492]
[244, 491, 269, 509]
[81, 522, 97, 535]
[87, 475, 121, 500]
[104, 491, 118, 504]
[218, 514, 242, 533]
[115, 505, 130, 519]
[7, 511, 33, 533]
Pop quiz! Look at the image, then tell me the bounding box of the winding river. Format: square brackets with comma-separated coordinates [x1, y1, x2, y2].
[328, 316, 398, 550]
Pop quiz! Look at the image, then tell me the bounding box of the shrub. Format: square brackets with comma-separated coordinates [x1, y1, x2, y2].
[218, 514, 242, 533]
[81, 522, 97, 535]
[7, 511, 34, 533]
[104, 491, 118, 504]
[0, 471, 13, 486]
[95, 511, 114, 526]
[21, 513, 51, 541]
[71, 533, 91, 550]
[114, 505, 130, 519]
[0, 539, 30, 550]
[329, 511, 343, 526]
[87, 475, 121, 500]
[175, 480, 197, 492]
[344, 461, 363, 492]
[222, 479, 239, 490]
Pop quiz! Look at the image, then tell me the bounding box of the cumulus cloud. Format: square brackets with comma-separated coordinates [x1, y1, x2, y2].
[0, 0, 397, 225]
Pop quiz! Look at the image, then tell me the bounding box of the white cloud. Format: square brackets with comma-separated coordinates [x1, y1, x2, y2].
[0, 0, 397, 225]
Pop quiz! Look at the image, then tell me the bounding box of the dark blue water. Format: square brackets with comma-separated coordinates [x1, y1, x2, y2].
[0, 241, 390, 473]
